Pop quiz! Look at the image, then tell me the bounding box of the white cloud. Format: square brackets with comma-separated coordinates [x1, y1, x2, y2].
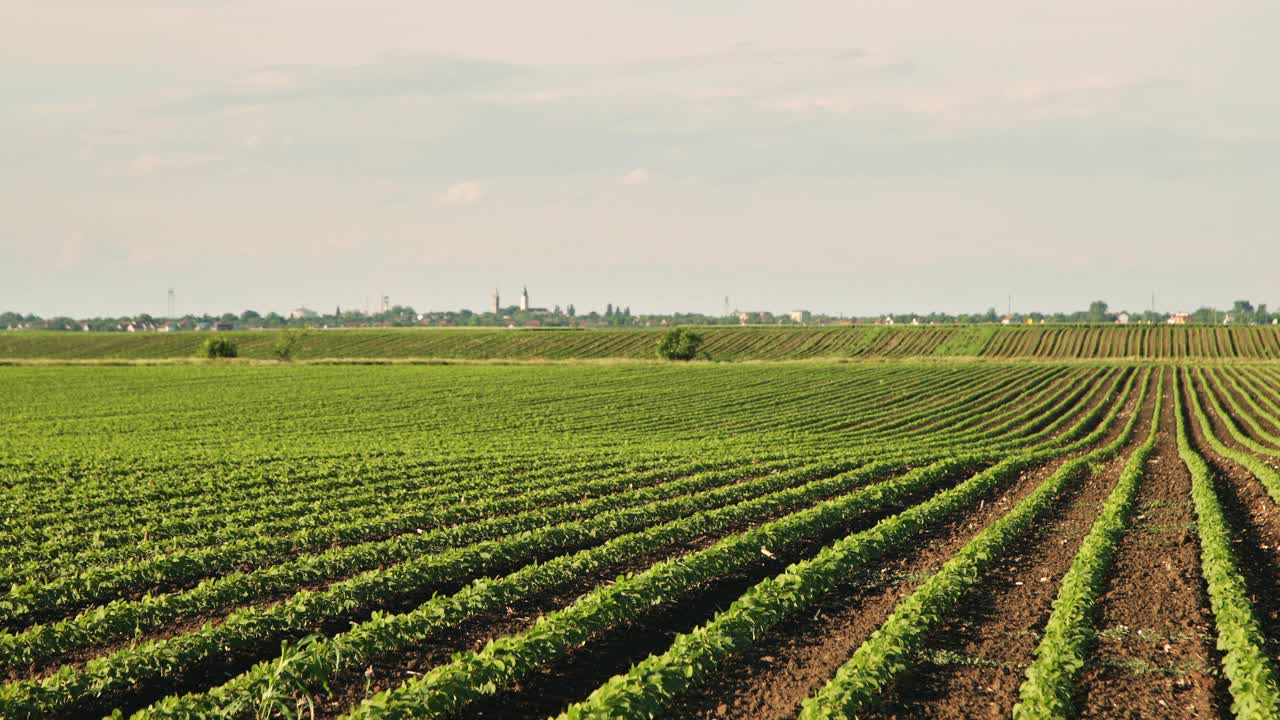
[768, 96, 855, 114]
[439, 180, 485, 206]
[29, 101, 98, 117]
[1005, 76, 1158, 102]
[125, 246, 155, 266]
[622, 168, 651, 185]
[241, 69, 295, 91]
[127, 152, 216, 177]
[56, 232, 86, 268]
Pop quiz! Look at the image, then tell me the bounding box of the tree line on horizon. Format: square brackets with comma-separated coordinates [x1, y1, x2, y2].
[2, 299, 1274, 332]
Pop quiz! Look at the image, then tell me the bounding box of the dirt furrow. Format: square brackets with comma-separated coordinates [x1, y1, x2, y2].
[454, 467, 998, 720]
[1185, 373, 1280, 660]
[851, 372, 1155, 719]
[1075, 377, 1225, 719]
[657, 375, 1142, 720]
[309, 460, 981, 718]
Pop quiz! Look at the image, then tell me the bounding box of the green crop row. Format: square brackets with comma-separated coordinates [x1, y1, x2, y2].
[552, 368, 1135, 720]
[0, 450, 940, 717]
[794, 368, 1150, 719]
[2, 365, 1094, 632]
[350, 371, 1129, 719]
[1209, 369, 1280, 452]
[0, 457, 817, 669]
[0, 457, 765, 625]
[0, 455, 691, 584]
[1183, 368, 1280, 503]
[1172, 371, 1280, 719]
[1012, 368, 1164, 718]
[128, 455, 988, 718]
[5, 325, 1280, 362]
[349, 456, 1009, 720]
[2, 363, 1090, 661]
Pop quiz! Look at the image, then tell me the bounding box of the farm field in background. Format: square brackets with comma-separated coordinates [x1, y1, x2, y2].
[3, 361, 1280, 719]
[6, 324, 1280, 362]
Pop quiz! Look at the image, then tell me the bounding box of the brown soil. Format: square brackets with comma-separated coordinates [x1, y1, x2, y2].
[1190, 369, 1280, 465]
[308, 533, 728, 719]
[1185, 373, 1280, 658]
[1075, 376, 1226, 719]
[1214, 369, 1280, 442]
[26, 370, 1138, 719]
[54, 530, 732, 720]
[12, 462, 809, 679]
[317, 373, 1124, 719]
[320, 460, 989, 720]
[656, 372, 1142, 720]
[10, 463, 753, 632]
[852, 371, 1156, 719]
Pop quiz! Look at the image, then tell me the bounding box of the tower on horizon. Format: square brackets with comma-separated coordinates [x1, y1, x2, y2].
[491, 288, 500, 315]
[520, 285, 530, 312]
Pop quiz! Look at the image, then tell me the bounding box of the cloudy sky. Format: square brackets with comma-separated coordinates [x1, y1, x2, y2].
[3, 1, 1277, 317]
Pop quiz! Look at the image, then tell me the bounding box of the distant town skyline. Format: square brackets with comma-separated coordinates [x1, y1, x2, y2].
[3, 287, 1273, 324]
[5, 2, 1278, 318]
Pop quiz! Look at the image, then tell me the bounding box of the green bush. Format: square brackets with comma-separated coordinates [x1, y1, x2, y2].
[656, 327, 704, 361]
[272, 329, 308, 362]
[201, 336, 238, 359]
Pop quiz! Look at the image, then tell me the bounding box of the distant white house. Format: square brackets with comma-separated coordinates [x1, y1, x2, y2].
[738, 311, 772, 325]
[789, 310, 811, 323]
[1116, 312, 1131, 324]
[288, 307, 318, 320]
[1168, 312, 1190, 325]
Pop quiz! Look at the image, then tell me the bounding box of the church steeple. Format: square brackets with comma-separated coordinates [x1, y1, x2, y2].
[491, 288, 500, 315]
[520, 285, 530, 312]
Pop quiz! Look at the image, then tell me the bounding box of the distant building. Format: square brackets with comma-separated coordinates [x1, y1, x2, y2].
[288, 307, 318, 320]
[1116, 312, 1131, 324]
[491, 289, 500, 314]
[1168, 312, 1190, 325]
[520, 286, 530, 312]
[789, 310, 811, 323]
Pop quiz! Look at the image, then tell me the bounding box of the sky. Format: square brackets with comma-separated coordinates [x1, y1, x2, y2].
[2, 1, 1277, 318]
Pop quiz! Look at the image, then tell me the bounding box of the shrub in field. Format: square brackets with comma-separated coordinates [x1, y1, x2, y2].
[200, 336, 238, 359]
[272, 329, 308, 362]
[656, 327, 704, 361]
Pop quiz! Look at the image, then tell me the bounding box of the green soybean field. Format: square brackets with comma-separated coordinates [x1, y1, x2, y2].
[7, 324, 1280, 362]
[3, 361, 1280, 719]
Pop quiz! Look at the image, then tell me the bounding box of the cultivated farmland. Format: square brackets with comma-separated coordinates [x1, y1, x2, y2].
[3, 361, 1280, 719]
[6, 324, 1280, 362]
